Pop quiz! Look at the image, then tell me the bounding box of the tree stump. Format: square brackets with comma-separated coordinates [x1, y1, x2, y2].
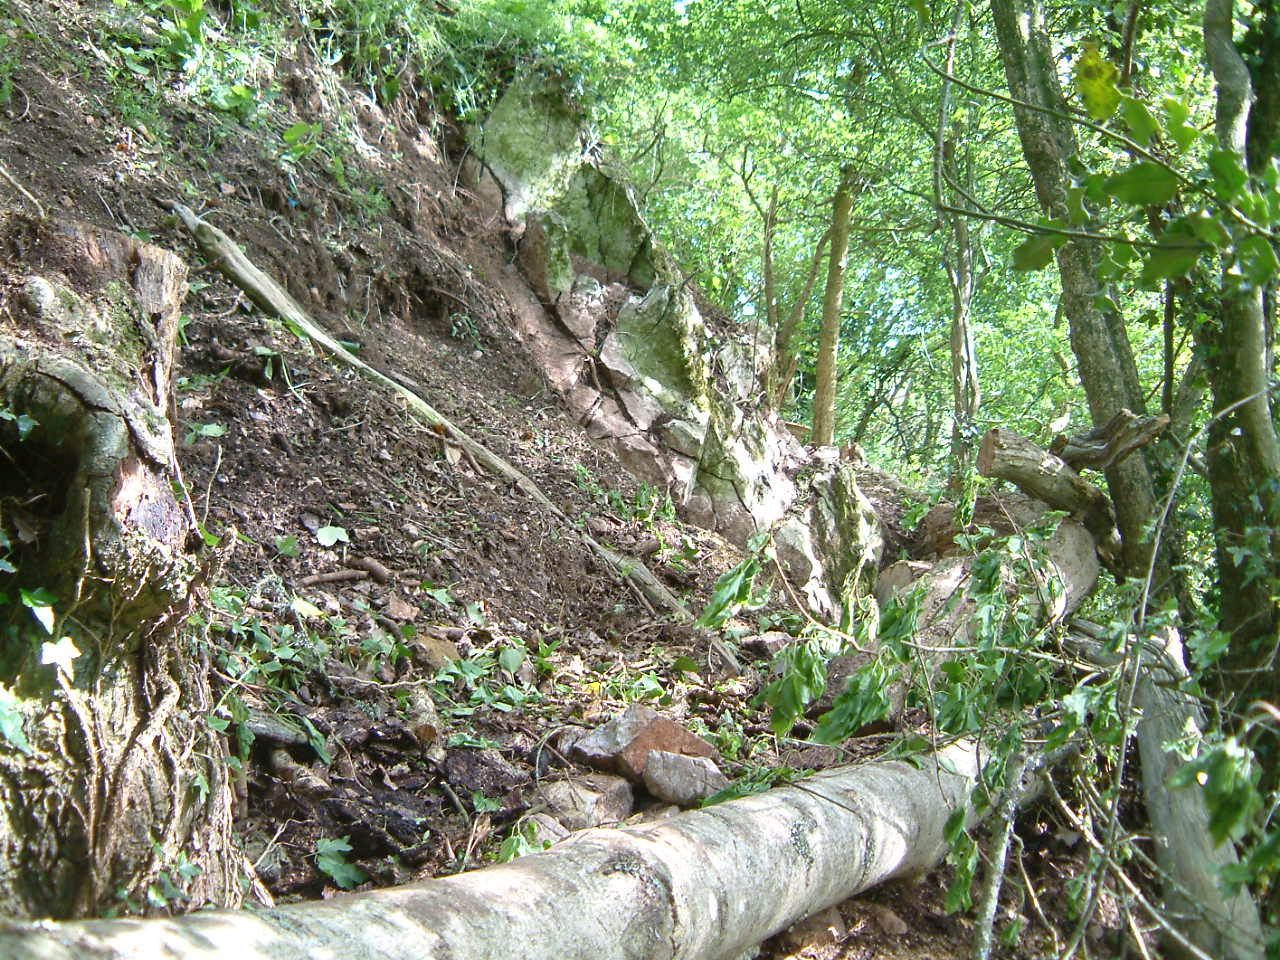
[0, 213, 240, 917]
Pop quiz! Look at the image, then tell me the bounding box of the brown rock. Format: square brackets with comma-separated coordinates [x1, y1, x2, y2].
[409, 632, 460, 671]
[572, 704, 719, 780]
[741, 631, 792, 659]
[385, 593, 419, 621]
[782, 906, 847, 951]
[870, 904, 908, 936]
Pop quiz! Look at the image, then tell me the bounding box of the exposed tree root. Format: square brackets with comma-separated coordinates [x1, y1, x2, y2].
[163, 201, 690, 621]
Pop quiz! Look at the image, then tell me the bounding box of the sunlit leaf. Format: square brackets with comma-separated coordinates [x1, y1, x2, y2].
[1207, 148, 1248, 201]
[1073, 44, 1120, 120]
[1120, 95, 1158, 147]
[1103, 162, 1179, 207]
[1011, 233, 1059, 271]
[40, 636, 80, 678]
[315, 525, 349, 547]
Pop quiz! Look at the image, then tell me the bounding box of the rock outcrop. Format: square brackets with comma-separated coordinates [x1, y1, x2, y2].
[472, 73, 882, 620]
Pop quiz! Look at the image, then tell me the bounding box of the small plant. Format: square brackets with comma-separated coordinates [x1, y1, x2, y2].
[280, 121, 323, 163]
[184, 421, 226, 445]
[314, 836, 366, 889]
[0, 406, 38, 440]
[496, 821, 548, 862]
[696, 532, 773, 629]
[449, 313, 482, 350]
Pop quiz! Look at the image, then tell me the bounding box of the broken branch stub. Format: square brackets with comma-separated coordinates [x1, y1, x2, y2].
[1049, 409, 1169, 472]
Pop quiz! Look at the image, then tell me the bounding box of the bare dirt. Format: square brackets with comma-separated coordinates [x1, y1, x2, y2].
[0, 3, 1107, 956]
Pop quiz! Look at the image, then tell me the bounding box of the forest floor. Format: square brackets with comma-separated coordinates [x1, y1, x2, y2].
[0, 2, 1108, 956]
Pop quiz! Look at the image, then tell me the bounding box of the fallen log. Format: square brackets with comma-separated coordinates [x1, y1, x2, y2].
[1069, 623, 1264, 960]
[978, 427, 1121, 566]
[1050, 408, 1169, 472]
[0, 743, 980, 960]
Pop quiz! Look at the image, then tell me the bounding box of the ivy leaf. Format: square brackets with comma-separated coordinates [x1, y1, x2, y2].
[1236, 234, 1280, 286]
[40, 637, 81, 679]
[20, 587, 57, 634]
[1120, 95, 1158, 147]
[1073, 43, 1120, 120]
[1140, 222, 1204, 286]
[315, 525, 349, 547]
[314, 836, 367, 889]
[0, 685, 32, 756]
[1011, 233, 1059, 271]
[1207, 148, 1249, 202]
[1183, 210, 1230, 248]
[1103, 162, 1179, 207]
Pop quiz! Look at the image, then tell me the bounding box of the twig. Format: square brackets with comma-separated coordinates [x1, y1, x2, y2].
[201, 442, 222, 527]
[0, 161, 45, 219]
[972, 750, 1028, 960]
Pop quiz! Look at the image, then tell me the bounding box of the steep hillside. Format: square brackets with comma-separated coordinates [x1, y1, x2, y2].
[0, 3, 1109, 958]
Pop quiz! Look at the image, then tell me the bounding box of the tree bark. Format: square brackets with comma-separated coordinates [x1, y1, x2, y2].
[0, 743, 981, 960]
[810, 166, 858, 447]
[989, 0, 1161, 579]
[1201, 0, 1280, 700]
[935, 4, 982, 497]
[0, 214, 239, 917]
[1069, 624, 1265, 960]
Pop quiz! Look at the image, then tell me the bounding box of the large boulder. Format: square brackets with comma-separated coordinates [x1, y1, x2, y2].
[475, 75, 883, 621]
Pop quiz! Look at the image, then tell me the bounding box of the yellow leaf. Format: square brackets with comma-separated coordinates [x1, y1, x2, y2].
[1074, 43, 1121, 121]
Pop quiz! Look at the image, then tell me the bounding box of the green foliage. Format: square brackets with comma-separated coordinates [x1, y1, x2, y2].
[0, 684, 31, 756]
[496, 820, 548, 861]
[314, 836, 367, 889]
[695, 533, 772, 629]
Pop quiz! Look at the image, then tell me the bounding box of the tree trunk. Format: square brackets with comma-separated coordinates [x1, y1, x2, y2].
[935, 4, 982, 499]
[769, 226, 831, 410]
[1201, 0, 1280, 700]
[810, 166, 858, 447]
[0, 214, 240, 917]
[989, 0, 1161, 579]
[0, 743, 981, 959]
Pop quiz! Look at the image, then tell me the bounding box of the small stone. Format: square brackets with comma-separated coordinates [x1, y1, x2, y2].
[408, 633, 460, 671]
[782, 906, 847, 950]
[741, 631, 792, 659]
[385, 594, 418, 621]
[642, 751, 729, 807]
[537, 773, 634, 830]
[870, 904, 908, 936]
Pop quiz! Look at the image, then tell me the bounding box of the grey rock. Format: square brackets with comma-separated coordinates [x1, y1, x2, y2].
[642, 751, 729, 807]
[536, 773, 634, 830]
